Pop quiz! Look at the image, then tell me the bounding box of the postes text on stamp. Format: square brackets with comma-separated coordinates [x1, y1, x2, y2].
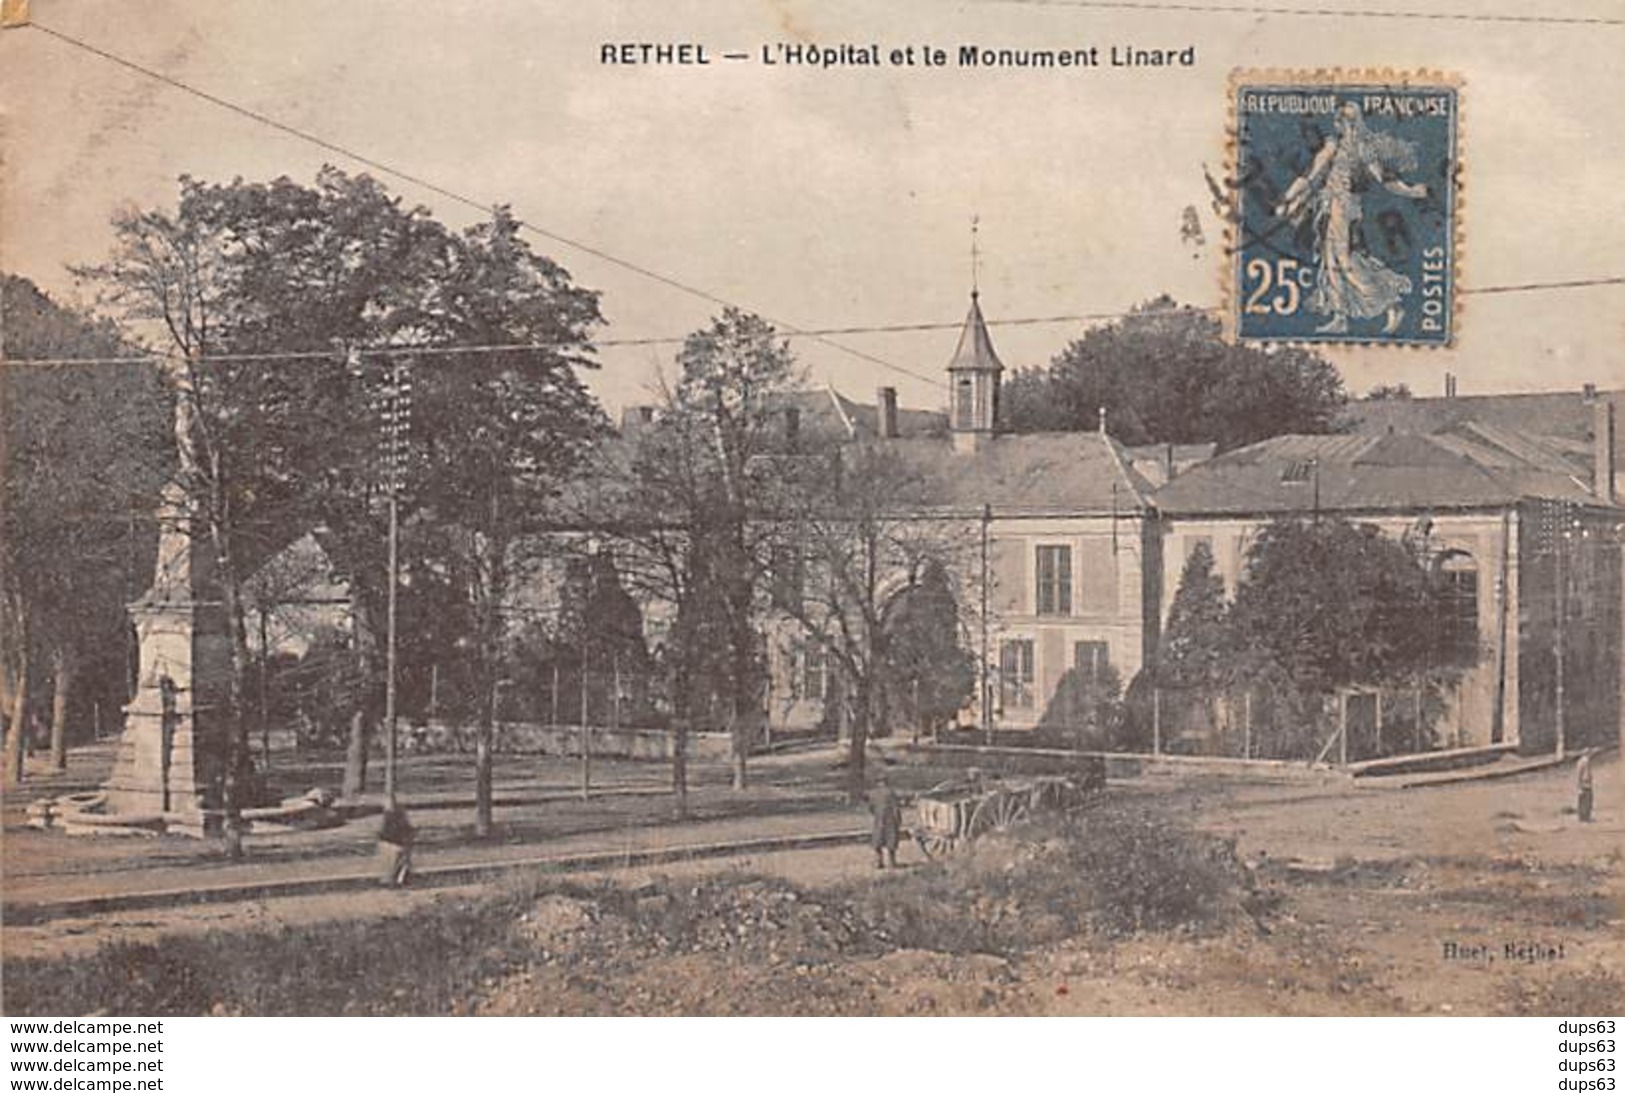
[1229, 71, 1460, 347]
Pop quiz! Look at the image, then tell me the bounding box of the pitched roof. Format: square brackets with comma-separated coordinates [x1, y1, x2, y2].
[1343, 389, 1623, 468]
[888, 430, 1155, 515]
[1153, 426, 1607, 517]
[1123, 443, 1219, 488]
[946, 293, 1004, 374]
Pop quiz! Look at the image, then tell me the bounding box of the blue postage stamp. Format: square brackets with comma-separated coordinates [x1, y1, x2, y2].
[1229, 72, 1460, 346]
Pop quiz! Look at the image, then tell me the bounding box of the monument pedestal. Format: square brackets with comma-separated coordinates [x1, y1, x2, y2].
[101, 485, 232, 837]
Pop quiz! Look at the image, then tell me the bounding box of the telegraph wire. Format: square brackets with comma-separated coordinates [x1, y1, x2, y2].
[5, 278, 1623, 368]
[24, 21, 943, 389]
[12, 26, 1624, 374]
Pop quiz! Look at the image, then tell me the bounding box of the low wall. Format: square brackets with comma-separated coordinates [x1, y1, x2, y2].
[889, 742, 1346, 783]
[392, 720, 733, 761]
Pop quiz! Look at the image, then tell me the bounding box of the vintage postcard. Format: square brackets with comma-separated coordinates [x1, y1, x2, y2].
[1, 0, 1622, 1055]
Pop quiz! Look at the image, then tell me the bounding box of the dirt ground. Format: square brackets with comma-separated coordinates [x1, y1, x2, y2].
[4, 752, 1621, 1016]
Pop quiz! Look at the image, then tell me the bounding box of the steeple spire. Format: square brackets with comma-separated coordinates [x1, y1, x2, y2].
[970, 214, 980, 297]
[947, 280, 1004, 453]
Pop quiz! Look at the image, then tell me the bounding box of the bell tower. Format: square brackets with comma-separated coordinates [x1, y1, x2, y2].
[948, 290, 1003, 454]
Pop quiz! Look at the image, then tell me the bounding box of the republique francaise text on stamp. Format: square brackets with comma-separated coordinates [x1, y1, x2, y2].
[1227, 70, 1461, 347]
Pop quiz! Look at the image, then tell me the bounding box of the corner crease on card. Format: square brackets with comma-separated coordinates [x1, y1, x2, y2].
[1, 0, 30, 28]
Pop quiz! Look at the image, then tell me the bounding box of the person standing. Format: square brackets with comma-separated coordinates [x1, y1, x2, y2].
[1575, 751, 1594, 824]
[378, 796, 416, 887]
[867, 772, 902, 869]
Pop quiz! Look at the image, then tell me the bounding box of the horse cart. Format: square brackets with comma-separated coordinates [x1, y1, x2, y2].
[909, 765, 1103, 858]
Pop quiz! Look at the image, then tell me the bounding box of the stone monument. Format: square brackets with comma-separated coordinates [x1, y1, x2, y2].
[100, 374, 231, 835]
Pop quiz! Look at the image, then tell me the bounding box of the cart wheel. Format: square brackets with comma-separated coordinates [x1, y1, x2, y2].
[1029, 780, 1062, 813]
[970, 790, 1030, 835]
[915, 832, 953, 859]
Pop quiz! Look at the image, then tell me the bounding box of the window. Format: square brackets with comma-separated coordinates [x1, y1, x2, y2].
[955, 378, 974, 429]
[1280, 460, 1315, 484]
[1073, 640, 1110, 685]
[769, 544, 805, 611]
[1437, 552, 1478, 658]
[803, 642, 828, 701]
[1035, 545, 1072, 616]
[999, 639, 1035, 710]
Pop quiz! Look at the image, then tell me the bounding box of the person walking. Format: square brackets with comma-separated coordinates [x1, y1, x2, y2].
[378, 796, 416, 887]
[1575, 751, 1594, 824]
[867, 772, 903, 869]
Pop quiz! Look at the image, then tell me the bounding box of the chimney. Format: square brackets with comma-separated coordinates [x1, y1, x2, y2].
[1594, 397, 1616, 504]
[784, 407, 801, 447]
[877, 386, 898, 439]
[1583, 383, 1598, 403]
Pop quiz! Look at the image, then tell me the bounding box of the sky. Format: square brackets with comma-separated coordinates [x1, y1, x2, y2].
[3, 0, 1623, 419]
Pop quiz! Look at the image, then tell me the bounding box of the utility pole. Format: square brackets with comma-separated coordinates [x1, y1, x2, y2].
[258, 607, 271, 769]
[580, 539, 596, 801]
[1554, 504, 1568, 760]
[981, 503, 992, 744]
[374, 353, 411, 799]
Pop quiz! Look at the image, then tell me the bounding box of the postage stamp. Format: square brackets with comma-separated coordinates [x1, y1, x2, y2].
[1227, 70, 1461, 347]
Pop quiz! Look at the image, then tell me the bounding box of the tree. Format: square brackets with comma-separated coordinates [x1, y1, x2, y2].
[77, 169, 447, 841]
[1156, 541, 1231, 688]
[1144, 540, 1233, 752]
[79, 172, 605, 844]
[772, 443, 971, 798]
[880, 558, 975, 739]
[548, 549, 653, 727]
[2, 276, 170, 785]
[1002, 297, 1346, 451]
[407, 209, 606, 836]
[1364, 383, 1414, 401]
[638, 309, 801, 790]
[1227, 517, 1478, 756]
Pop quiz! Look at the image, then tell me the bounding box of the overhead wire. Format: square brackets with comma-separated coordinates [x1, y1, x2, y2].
[6, 279, 1623, 368]
[24, 21, 944, 389]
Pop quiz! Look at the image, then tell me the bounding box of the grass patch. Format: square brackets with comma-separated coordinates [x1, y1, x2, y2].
[4, 805, 1246, 1016]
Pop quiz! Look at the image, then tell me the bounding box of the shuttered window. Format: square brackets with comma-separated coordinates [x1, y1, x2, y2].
[1035, 545, 1072, 616]
[999, 639, 1035, 710]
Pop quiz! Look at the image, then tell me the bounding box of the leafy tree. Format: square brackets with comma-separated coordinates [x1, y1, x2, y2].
[1039, 663, 1126, 749]
[1227, 517, 1478, 756]
[1155, 541, 1231, 692]
[1364, 383, 1414, 401]
[1002, 297, 1346, 451]
[772, 443, 971, 798]
[401, 209, 605, 835]
[1, 276, 170, 784]
[77, 169, 446, 838]
[78, 171, 604, 842]
[544, 549, 652, 726]
[622, 308, 802, 790]
[880, 558, 975, 738]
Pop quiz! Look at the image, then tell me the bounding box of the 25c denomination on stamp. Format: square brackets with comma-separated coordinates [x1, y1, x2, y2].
[1227, 70, 1461, 347]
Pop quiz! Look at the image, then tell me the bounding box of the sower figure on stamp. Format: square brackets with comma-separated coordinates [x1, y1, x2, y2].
[868, 771, 903, 869]
[378, 796, 416, 887]
[1275, 101, 1429, 336]
[1575, 751, 1594, 824]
